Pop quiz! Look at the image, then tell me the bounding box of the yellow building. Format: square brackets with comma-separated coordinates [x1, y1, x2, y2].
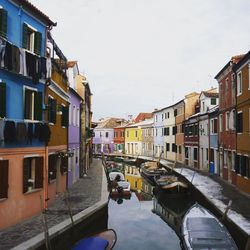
[125, 122, 142, 155]
[124, 165, 142, 192]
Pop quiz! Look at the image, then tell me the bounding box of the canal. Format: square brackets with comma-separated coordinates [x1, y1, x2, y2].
[106, 162, 242, 249]
[107, 163, 195, 250]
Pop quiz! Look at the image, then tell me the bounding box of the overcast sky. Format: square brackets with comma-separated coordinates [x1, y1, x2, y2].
[31, 0, 250, 121]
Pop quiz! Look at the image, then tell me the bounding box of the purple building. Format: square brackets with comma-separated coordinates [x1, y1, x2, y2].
[93, 118, 126, 154]
[67, 60, 82, 187]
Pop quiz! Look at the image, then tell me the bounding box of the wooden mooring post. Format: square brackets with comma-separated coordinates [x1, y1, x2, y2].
[40, 195, 51, 250]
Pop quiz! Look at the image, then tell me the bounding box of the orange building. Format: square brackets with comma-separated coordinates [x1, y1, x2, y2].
[234, 52, 250, 194]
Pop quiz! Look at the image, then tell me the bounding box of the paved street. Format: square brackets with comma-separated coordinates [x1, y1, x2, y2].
[0, 158, 104, 250]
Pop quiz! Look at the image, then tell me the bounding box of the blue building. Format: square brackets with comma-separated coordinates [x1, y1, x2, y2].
[0, 0, 56, 229]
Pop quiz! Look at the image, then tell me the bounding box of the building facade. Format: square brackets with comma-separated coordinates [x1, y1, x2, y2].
[0, 0, 55, 229]
[141, 119, 154, 157]
[234, 52, 250, 194]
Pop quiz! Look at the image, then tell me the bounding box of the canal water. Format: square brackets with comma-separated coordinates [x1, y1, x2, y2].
[107, 163, 195, 250]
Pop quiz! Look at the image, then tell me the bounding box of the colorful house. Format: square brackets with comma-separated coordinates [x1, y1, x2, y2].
[0, 0, 55, 229]
[124, 122, 142, 156]
[140, 119, 154, 157]
[76, 74, 93, 175]
[234, 52, 250, 194]
[153, 109, 165, 158]
[209, 107, 219, 174]
[124, 165, 142, 192]
[198, 90, 219, 172]
[175, 92, 200, 164]
[215, 55, 243, 182]
[114, 125, 126, 154]
[67, 61, 82, 186]
[93, 118, 125, 154]
[46, 34, 69, 205]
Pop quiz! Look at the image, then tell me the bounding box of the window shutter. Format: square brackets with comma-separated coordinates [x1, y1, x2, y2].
[22, 23, 29, 49]
[23, 158, 30, 193]
[0, 83, 6, 118]
[35, 157, 43, 188]
[0, 9, 8, 38]
[34, 31, 42, 55]
[214, 119, 218, 133]
[0, 160, 9, 199]
[61, 106, 69, 127]
[24, 89, 32, 119]
[52, 99, 57, 124]
[34, 91, 43, 121]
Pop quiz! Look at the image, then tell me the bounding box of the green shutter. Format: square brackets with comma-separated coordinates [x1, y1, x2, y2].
[34, 31, 42, 55]
[23, 158, 30, 193]
[61, 106, 69, 127]
[0, 83, 6, 118]
[0, 9, 8, 38]
[34, 91, 43, 121]
[0, 160, 9, 199]
[22, 23, 29, 49]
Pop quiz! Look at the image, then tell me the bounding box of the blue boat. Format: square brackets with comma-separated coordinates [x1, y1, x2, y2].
[72, 229, 117, 250]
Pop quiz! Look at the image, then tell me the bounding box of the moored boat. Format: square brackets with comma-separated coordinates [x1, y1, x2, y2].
[181, 203, 238, 250]
[108, 172, 131, 197]
[140, 162, 167, 185]
[154, 174, 189, 194]
[72, 229, 117, 250]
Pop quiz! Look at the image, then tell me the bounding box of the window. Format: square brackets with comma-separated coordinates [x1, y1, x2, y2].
[24, 88, 43, 121]
[76, 108, 80, 127]
[172, 143, 177, 153]
[173, 126, 177, 135]
[237, 72, 242, 95]
[72, 105, 76, 125]
[48, 96, 57, 124]
[174, 109, 177, 116]
[76, 148, 79, 164]
[194, 148, 198, 161]
[61, 105, 69, 127]
[155, 115, 157, 122]
[0, 82, 6, 118]
[23, 157, 43, 193]
[164, 127, 169, 136]
[0, 8, 8, 38]
[161, 114, 164, 121]
[236, 112, 243, 133]
[0, 160, 8, 199]
[226, 112, 230, 131]
[68, 104, 71, 125]
[22, 23, 42, 55]
[211, 98, 216, 105]
[202, 102, 205, 112]
[135, 131, 138, 137]
[48, 154, 57, 182]
[167, 112, 170, 118]
[105, 132, 109, 138]
[206, 149, 208, 161]
[236, 155, 250, 178]
[219, 114, 223, 132]
[166, 143, 170, 152]
[179, 146, 182, 154]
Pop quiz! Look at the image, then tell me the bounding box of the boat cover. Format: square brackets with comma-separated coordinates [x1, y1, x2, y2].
[186, 217, 237, 249]
[72, 236, 109, 250]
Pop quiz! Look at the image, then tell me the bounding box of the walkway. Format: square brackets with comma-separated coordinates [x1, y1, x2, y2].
[0, 158, 105, 250]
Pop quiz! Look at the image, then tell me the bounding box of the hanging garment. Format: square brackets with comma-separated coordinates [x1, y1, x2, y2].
[11, 45, 20, 74]
[40, 57, 47, 79]
[4, 120, 16, 143]
[27, 123, 33, 144]
[39, 123, 51, 145]
[19, 48, 27, 76]
[0, 119, 4, 141]
[0, 38, 6, 68]
[46, 58, 51, 79]
[16, 122, 27, 143]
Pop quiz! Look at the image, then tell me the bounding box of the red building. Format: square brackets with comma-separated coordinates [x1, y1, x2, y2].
[114, 126, 126, 153]
[215, 55, 244, 183]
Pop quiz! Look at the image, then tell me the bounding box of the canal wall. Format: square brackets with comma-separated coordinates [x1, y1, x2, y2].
[138, 156, 250, 250]
[10, 160, 110, 250]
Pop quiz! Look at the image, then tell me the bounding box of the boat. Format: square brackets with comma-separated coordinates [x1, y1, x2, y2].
[108, 171, 131, 197]
[123, 157, 137, 164]
[140, 162, 167, 185]
[154, 174, 189, 194]
[181, 203, 238, 250]
[72, 229, 117, 250]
